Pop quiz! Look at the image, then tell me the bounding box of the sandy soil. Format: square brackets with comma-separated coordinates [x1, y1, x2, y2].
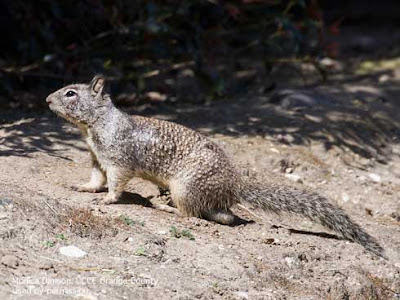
[0, 67, 399, 299]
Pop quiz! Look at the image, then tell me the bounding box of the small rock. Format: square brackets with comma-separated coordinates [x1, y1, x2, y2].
[59, 246, 87, 258]
[248, 117, 261, 123]
[180, 68, 194, 77]
[368, 173, 381, 183]
[270, 147, 280, 154]
[284, 256, 302, 269]
[378, 74, 390, 83]
[0, 199, 13, 207]
[365, 208, 373, 216]
[235, 291, 249, 299]
[277, 133, 295, 144]
[43, 54, 56, 63]
[390, 211, 400, 222]
[285, 174, 303, 183]
[297, 253, 308, 262]
[127, 237, 134, 242]
[270, 89, 333, 109]
[342, 193, 350, 203]
[317, 57, 343, 71]
[227, 125, 239, 133]
[1, 255, 19, 269]
[263, 238, 275, 244]
[285, 168, 293, 174]
[145, 91, 167, 102]
[359, 158, 371, 166]
[305, 114, 323, 123]
[358, 175, 367, 182]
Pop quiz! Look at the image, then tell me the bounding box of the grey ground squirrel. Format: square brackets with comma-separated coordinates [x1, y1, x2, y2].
[46, 75, 384, 257]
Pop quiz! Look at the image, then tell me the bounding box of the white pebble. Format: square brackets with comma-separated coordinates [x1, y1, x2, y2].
[368, 173, 381, 183]
[235, 291, 249, 299]
[285, 174, 303, 183]
[342, 193, 350, 203]
[60, 246, 87, 258]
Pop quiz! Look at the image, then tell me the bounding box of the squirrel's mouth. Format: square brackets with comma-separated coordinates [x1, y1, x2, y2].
[47, 103, 61, 117]
[48, 106, 80, 125]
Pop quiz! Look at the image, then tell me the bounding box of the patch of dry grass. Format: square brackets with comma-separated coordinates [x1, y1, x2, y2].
[13, 196, 133, 240]
[60, 208, 119, 239]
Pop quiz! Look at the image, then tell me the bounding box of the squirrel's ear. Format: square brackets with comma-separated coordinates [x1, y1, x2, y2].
[90, 75, 106, 97]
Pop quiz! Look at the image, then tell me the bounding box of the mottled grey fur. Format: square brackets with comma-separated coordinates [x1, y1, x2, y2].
[46, 75, 384, 257]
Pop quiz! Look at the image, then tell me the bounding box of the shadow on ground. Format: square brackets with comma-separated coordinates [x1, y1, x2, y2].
[0, 72, 399, 165]
[0, 113, 85, 159]
[134, 73, 400, 164]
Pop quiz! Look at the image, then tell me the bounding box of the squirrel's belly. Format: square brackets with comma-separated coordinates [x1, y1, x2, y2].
[136, 170, 169, 189]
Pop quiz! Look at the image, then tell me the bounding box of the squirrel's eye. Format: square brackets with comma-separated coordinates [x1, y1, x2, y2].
[66, 91, 76, 97]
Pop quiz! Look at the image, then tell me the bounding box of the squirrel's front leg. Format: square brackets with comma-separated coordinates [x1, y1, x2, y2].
[97, 167, 131, 205]
[72, 151, 106, 193]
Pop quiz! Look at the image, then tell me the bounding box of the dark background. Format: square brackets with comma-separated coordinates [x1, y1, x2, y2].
[0, 0, 399, 110]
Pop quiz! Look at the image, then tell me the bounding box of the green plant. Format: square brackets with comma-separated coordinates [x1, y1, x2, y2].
[42, 233, 66, 248]
[56, 233, 66, 241]
[169, 226, 195, 240]
[119, 215, 136, 226]
[134, 247, 146, 256]
[42, 240, 55, 248]
[119, 215, 144, 227]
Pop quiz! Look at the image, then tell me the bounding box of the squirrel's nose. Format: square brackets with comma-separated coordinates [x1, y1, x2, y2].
[46, 97, 52, 104]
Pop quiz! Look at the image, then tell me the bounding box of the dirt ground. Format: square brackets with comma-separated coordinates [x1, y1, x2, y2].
[1, 60, 400, 300]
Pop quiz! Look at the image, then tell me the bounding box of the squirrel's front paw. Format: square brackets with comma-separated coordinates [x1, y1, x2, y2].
[71, 183, 106, 193]
[92, 194, 118, 205]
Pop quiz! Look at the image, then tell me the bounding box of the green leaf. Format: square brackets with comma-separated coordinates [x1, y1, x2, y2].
[134, 247, 146, 256]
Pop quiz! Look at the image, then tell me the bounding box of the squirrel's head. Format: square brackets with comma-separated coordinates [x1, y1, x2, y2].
[46, 75, 111, 125]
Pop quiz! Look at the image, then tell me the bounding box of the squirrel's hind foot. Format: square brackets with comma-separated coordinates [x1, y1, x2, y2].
[91, 193, 118, 205]
[153, 204, 182, 216]
[71, 183, 107, 193]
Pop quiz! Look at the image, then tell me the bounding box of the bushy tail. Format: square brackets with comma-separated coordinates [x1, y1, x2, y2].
[237, 182, 384, 257]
